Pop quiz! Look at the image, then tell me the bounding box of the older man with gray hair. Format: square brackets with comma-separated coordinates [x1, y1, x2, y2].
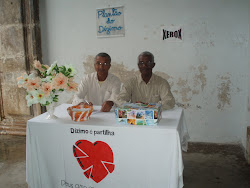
[116, 51, 175, 110]
[73, 52, 121, 112]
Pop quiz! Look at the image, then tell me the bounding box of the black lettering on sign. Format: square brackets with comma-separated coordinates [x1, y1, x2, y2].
[162, 29, 182, 40]
[163, 29, 167, 40]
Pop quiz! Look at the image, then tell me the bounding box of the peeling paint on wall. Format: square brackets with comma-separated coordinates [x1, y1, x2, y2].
[192, 90, 199, 95]
[155, 64, 208, 108]
[82, 57, 209, 109]
[82, 57, 211, 110]
[83, 55, 95, 74]
[110, 63, 137, 83]
[172, 64, 208, 107]
[217, 74, 232, 110]
[194, 64, 207, 91]
[153, 69, 205, 110]
[180, 87, 192, 102]
[176, 102, 191, 109]
[172, 90, 178, 95]
[176, 78, 192, 102]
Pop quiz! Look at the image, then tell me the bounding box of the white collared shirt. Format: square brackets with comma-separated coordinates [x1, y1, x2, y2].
[72, 72, 121, 105]
[115, 73, 175, 110]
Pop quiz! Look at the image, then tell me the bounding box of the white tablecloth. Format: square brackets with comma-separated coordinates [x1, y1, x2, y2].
[26, 104, 189, 188]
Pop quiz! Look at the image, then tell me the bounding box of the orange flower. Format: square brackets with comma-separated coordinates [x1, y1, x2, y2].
[27, 77, 41, 91]
[34, 60, 42, 70]
[52, 72, 68, 90]
[41, 82, 53, 96]
[16, 73, 30, 88]
[67, 81, 78, 92]
[34, 60, 49, 73]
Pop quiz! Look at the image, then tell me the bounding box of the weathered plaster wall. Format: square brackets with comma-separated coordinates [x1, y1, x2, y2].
[40, 0, 249, 144]
[0, 0, 31, 134]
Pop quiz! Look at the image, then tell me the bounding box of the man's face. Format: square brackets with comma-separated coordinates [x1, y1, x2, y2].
[138, 55, 155, 75]
[94, 56, 111, 77]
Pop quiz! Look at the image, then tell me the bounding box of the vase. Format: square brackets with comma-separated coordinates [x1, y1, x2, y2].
[46, 103, 58, 119]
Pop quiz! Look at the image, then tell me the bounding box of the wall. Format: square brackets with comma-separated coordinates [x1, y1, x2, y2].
[0, 0, 42, 135]
[40, 0, 249, 145]
[0, 0, 30, 135]
[246, 2, 250, 162]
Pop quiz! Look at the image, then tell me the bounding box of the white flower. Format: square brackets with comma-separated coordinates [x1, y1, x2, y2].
[26, 92, 38, 107]
[28, 73, 36, 79]
[17, 74, 28, 87]
[17, 73, 36, 89]
[17, 61, 78, 108]
[65, 64, 77, 76]
[47, 61, 57, 74]
[32, 90, 47, 105]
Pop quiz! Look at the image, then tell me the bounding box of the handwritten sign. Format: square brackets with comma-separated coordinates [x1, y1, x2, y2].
[96, 6, 125, 37]
[161, 25, 183, 42]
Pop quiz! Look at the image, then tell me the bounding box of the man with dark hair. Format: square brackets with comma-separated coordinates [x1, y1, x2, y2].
[73, 52, 121, 112]
[115, 51, 175, 110]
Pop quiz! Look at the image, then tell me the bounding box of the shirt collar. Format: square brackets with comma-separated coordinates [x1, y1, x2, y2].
[137, 73, 155, 84]
[94, 72, 110, 81]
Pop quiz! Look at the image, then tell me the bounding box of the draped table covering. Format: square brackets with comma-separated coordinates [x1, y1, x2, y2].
[26, 104, 189, 188]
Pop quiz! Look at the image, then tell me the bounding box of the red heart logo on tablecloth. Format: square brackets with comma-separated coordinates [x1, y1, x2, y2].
[73, 140, 115, 183]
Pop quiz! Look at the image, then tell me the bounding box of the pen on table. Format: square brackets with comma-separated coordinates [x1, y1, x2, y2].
[83, 100, 101, 114]
[83, 99, 90, 105]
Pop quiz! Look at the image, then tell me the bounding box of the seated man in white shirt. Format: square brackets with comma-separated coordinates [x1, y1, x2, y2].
[115, 51, 175, 110]
[72, 52, 121, 112]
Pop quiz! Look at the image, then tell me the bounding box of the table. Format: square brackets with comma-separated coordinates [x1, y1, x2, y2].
[26, 104, 189, 188]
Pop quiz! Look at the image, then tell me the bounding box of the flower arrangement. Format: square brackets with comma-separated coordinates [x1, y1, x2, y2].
[17, 60, 78, 107]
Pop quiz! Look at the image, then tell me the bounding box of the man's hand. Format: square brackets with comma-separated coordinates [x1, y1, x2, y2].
[101, 101, 114, 112]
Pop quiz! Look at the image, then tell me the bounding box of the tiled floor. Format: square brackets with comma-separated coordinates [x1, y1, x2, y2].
[0, 135, 250, 188]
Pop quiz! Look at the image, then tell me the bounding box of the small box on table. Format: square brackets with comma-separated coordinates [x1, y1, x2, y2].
[115, 103, 162, 125]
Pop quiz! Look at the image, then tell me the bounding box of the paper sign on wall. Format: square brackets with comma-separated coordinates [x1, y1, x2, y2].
[96, 6, 125, 37]
[161, 25, 183, 42]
